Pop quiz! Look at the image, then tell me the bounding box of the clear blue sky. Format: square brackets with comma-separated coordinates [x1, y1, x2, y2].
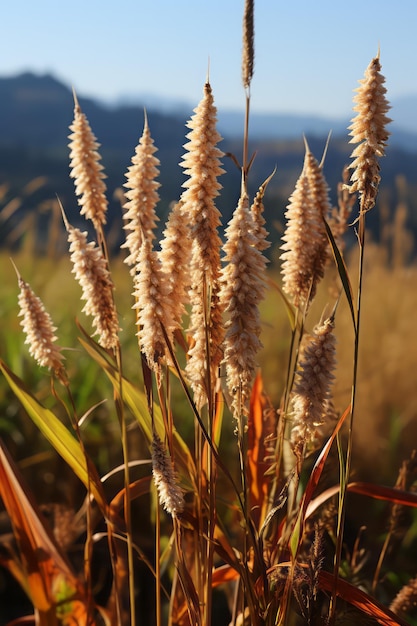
[1, 0, 415, 118]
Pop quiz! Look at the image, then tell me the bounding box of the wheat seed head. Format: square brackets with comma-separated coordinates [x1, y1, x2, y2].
[348, 52, 391, 212]
[158, 200, 191, 333]
[242, 0, 255, 90]
[221, 188, 267, 417]
[15, 264, 66, 381]
[68, 92, 108, 229]
[180, 81, 225, 406]
[250, 172, 273, 252]
[290, 316, 337, 449]
[133, 235, 174, 370]
[152, 432, 184, 517]
[122, 112, 161, 274]
[66, 224, 120, 351]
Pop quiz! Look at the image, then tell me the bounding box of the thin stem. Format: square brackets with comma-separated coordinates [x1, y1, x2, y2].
[243, 90, 251, 190]
[115, 347, 136, 626]
[155, 495, 161, 626]
[329, 210, 366, 624]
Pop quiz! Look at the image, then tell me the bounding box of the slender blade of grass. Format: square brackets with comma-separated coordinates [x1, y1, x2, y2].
[323, 217, 357, 332]
[0, 359, 106, 508]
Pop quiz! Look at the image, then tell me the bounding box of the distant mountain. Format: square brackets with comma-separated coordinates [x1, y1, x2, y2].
[390, 94, 417, 133]
[112, 85, 417, 150]
[0, 71, 417, 255]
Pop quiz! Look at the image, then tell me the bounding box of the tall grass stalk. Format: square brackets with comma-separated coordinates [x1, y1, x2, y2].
[329, 52, 391, 623]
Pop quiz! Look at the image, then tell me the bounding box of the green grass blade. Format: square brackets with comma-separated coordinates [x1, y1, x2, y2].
[323, 218, 356, 332]
[77, 333, 196, 484]
[0, 359, 106, 508]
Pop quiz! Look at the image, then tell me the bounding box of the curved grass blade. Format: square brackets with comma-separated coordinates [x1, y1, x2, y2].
[0, 441, 92, 623]
[0, 359, 106, 509]
[289, 404, 351, 558]
[319, 570, 409, 626]
[77, 330, 196, 484]
[323, 217, 356, 332]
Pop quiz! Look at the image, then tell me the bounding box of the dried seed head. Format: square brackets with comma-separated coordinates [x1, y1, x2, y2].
[133, 236, 174, 370]
[303, 144, 331, 220]
[390, 575, 417, 618]
[347, 53, 391, 213]
[280, 184, 325, 309]
[17, 273, 66, 381]
[67, 225, 120, 351]
[180, 81, 224, 281]
[250, 173, 272, 252]
[220, 190, 267, 417]
[123, 113, 161, 273]
[158, 200, 191, 332]
[180, 82, 225, 406]
[242, 0, 255, 90]
[152, 432, 184, 517]
[290, 316, 337, 450]
[68, 95, 108, 229]
[328, 166, 357, 254]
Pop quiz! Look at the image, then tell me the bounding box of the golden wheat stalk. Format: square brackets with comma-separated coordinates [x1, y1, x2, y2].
[68, 92, 108, 230]
[347, 52, 391, 214]
[133, 235, 174, 370]
[180, 81, 225, 407]
[122, 112, 161, 274]
[220, 187, 267, 417]
[280, 145, 331, 309]
[151, 432, 184, 517]
[242, 0, 254, 91]
[390, 575, 417, 618]
[328, 166, 356, 255]
[250, 172, 273, 252]
[158, 200, 190, 333]
[290, 315, 337, 451]
[14, 262, 66, 382]
[65, 220, 120, 351]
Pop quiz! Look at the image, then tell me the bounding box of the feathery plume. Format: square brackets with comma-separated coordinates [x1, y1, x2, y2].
[133, 236, 174, 370]
[123, 112, 161, 273]
[180, 82, 225, 407]
[15, 266, 66, 382]
[158, 200, 191, 333]
[67, 224, 120, 351]
[328, 166, 356, 254]
[250, 172, 273, 252]
[390, 575, 417, 618]
[152, 432, 184, 517]
[290, 316, 337, 450]
[280, 173, 313, 308]
[280, 145, 330, 309]
[68, 93, 108, 229]
[347, 53, 391, 213]
[220, 189, 267, 417]
[242, 0, 255, 90]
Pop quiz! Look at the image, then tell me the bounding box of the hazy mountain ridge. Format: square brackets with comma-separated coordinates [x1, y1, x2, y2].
[0, 71, 416, 254]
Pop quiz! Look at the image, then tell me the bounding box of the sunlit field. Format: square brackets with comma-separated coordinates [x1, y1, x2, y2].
[1, 2, 417, 625]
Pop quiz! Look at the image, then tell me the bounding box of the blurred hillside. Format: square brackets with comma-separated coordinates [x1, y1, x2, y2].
[1, 71, 416, 256]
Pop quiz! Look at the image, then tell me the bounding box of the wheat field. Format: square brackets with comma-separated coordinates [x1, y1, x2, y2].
[1, 2, 417, 626]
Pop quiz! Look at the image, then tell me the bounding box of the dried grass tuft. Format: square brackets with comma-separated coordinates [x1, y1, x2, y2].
[151, 432, 184, 517]
[220, 188, 267, 417]
[122, 113, 161, 274]
[66, 224, 120, 351]
[180, 82, 225, 407]
[242, 0, 255, 90]
[347, 53, 391, 214]
[16, 268, 66, 382]
[68, 94, 108, 229]
[290, 315, 337, 450]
